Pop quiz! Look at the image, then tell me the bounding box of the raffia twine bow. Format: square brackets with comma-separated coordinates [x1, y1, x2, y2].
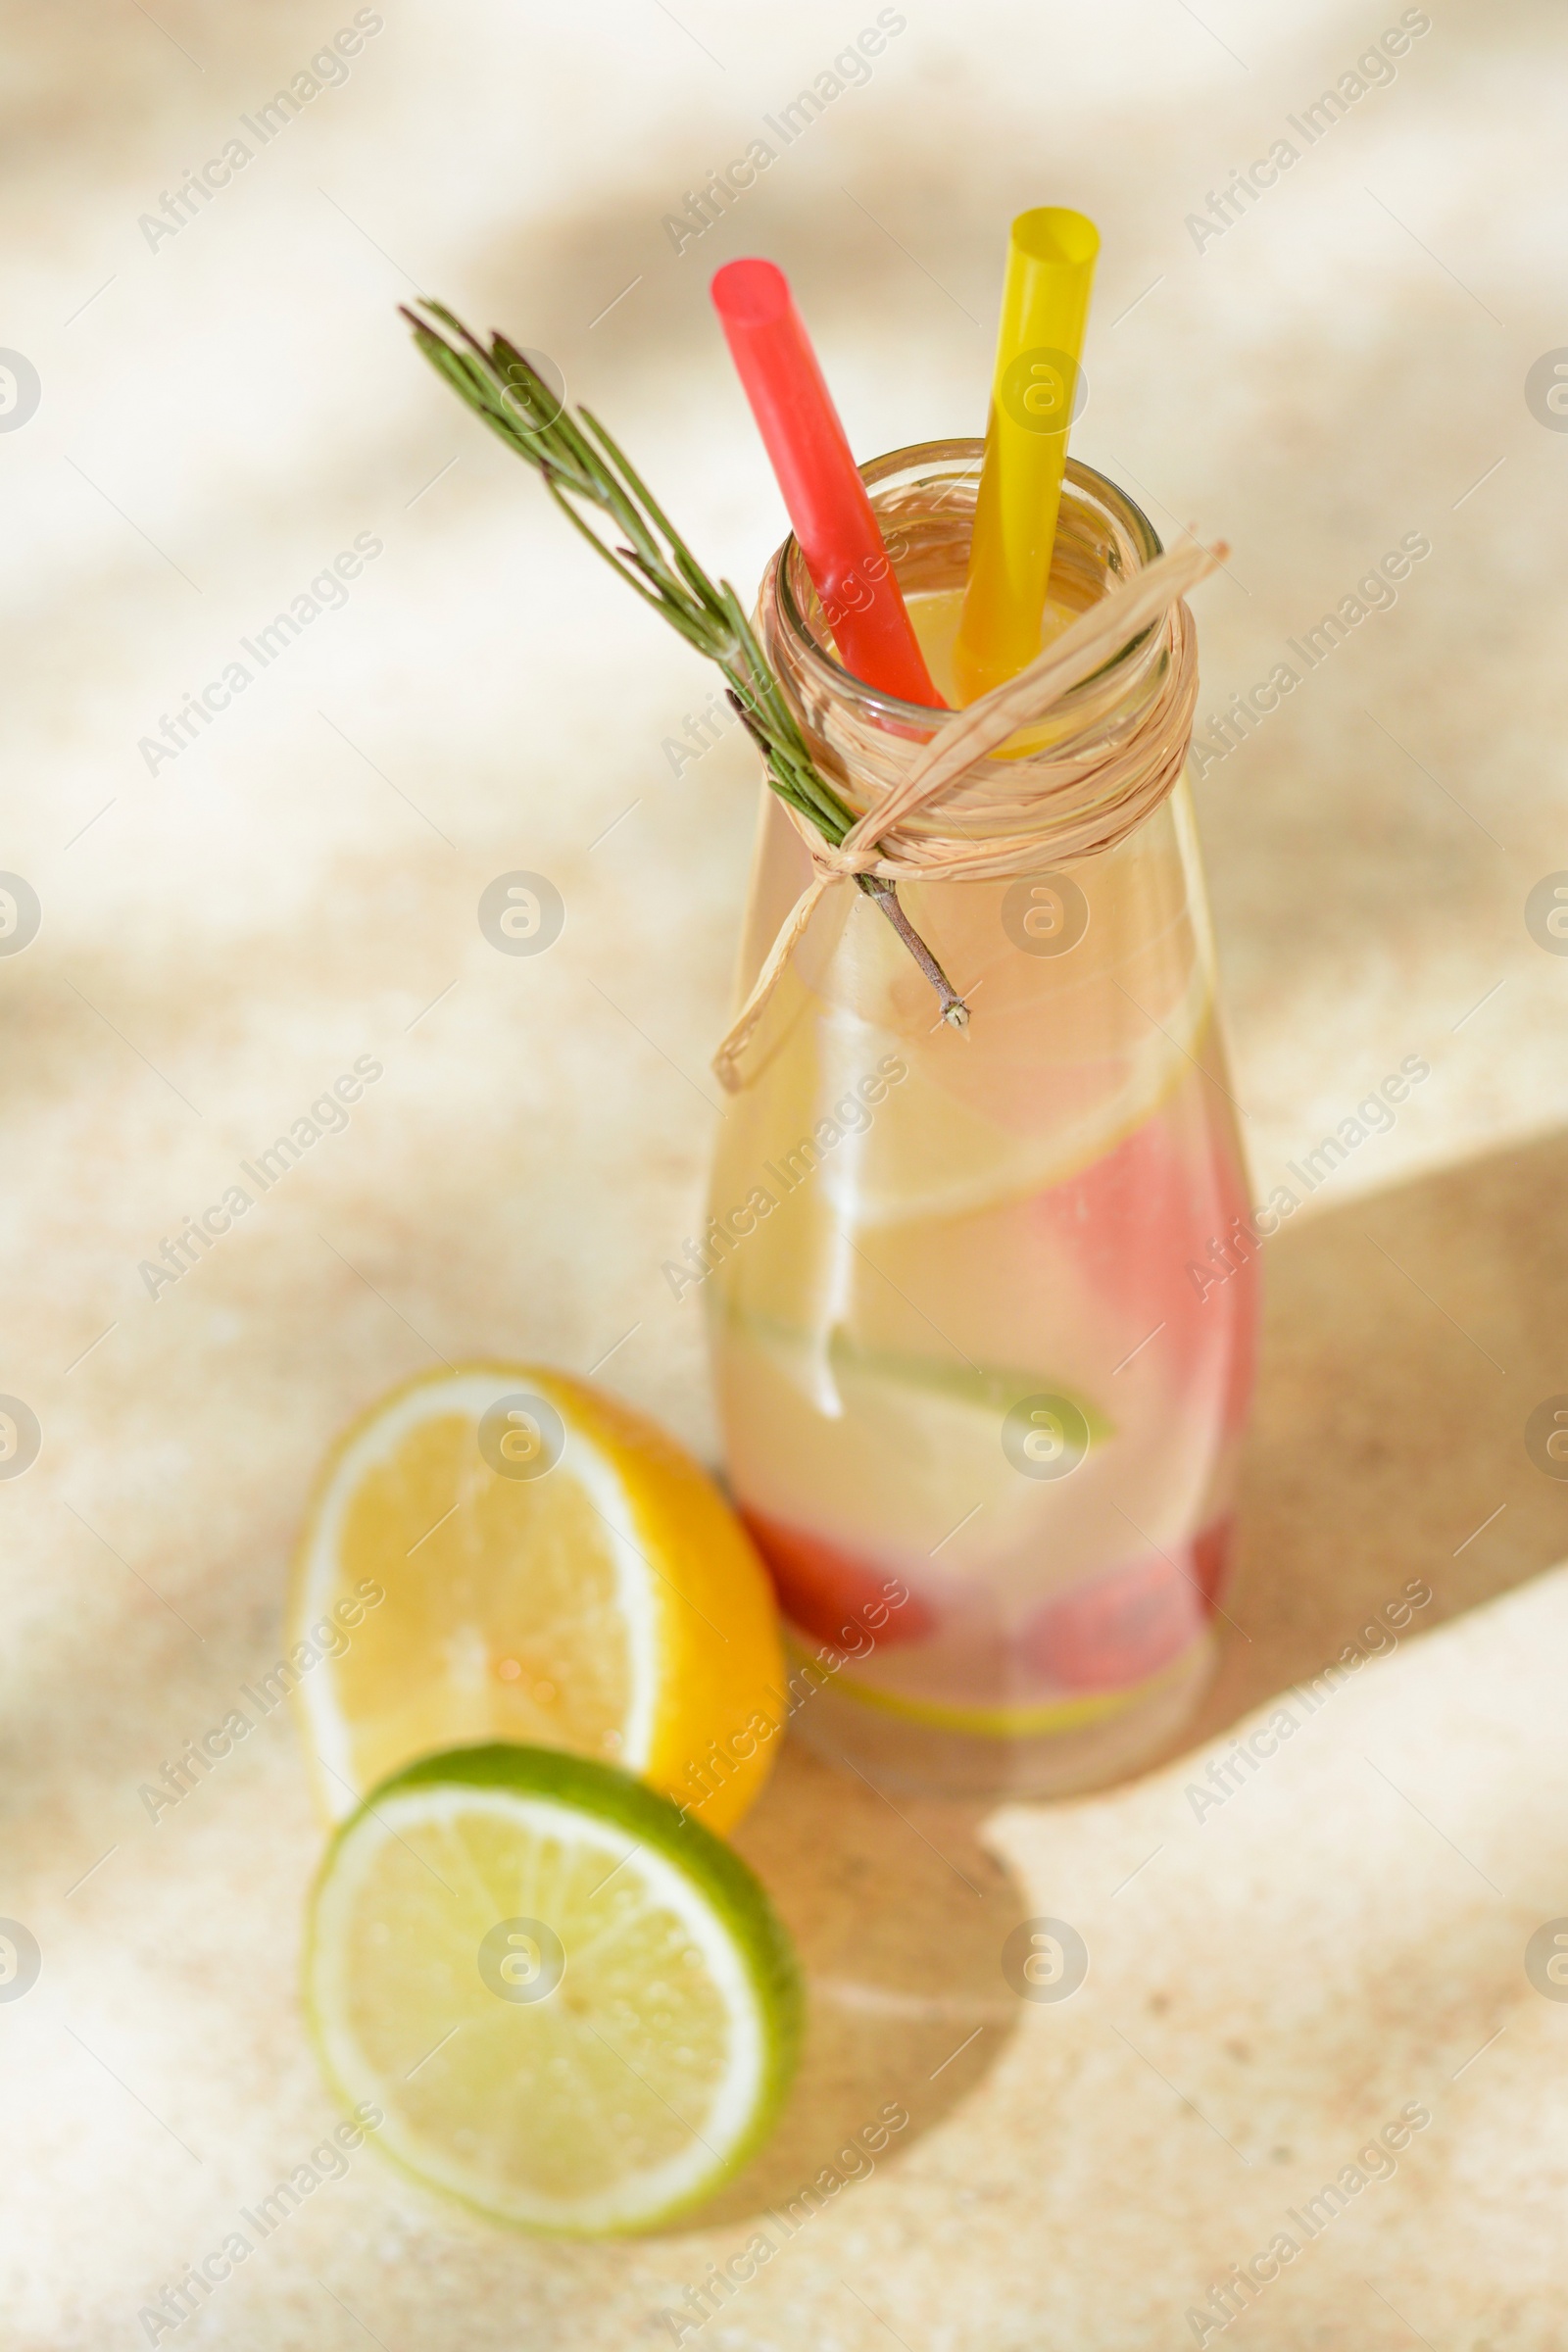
[711, 536, 1226, 1093]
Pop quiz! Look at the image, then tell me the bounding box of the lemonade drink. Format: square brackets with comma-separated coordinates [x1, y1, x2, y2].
[703, 452, 1257, 1796]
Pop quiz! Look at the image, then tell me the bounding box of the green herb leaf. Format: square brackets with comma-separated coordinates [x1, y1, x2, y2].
[401, 301, 967, 1027]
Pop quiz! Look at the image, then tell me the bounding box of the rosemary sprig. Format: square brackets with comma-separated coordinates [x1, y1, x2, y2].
[400, 299, 968, 1029]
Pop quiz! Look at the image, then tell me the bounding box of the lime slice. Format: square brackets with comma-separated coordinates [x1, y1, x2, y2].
[305, 1743, 803, 2236]
[825, 1331, 1113, 1441]
[724, 1313, 1113, 1539]
[797, 1639, 1197, 1737]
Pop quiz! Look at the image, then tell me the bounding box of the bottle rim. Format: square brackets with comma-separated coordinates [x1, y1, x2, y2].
[767, 440, 1167, 737]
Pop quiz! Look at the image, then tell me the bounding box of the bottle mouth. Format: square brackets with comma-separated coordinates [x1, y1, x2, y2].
[769, 442, 1166, 741]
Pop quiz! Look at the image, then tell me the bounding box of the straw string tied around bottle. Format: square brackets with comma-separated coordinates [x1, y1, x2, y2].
[710, 535, 1225, 1093]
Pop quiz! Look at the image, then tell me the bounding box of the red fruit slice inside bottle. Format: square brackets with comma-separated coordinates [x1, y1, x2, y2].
[740, 1509, 934, 1652]
[1024, 1519, 1233, 1694]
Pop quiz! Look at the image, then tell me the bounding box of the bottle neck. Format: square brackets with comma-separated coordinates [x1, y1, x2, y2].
[760, 447, 1173, 860]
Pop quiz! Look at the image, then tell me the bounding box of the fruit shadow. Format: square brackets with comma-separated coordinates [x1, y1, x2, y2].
[1149, 1119, 1568, 1768]
[690, 1739, 1024, 2230]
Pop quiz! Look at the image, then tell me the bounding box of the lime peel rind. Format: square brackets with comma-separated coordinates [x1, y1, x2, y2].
[305, 1741, 804, 2238]
[790, 1636, 1198, 1738]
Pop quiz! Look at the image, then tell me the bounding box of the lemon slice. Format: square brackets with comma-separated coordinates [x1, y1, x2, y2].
[305, 1743, 804, 2235]
[716, 777, 1220, 1232]
[290, 1364, 785, 1834]
[814, 970, 1211, 1229]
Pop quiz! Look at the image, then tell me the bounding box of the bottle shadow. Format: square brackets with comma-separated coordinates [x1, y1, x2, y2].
[667, 1123, 1568, 2232]
[693, 1740, 1025, 2230]
[1147, 1119, 1568, 1769]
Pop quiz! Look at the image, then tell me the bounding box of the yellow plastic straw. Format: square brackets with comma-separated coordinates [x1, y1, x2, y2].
[954, 208, 1100, 705]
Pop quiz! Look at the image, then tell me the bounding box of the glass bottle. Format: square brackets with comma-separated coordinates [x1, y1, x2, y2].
[703, 445, 1257, 1797]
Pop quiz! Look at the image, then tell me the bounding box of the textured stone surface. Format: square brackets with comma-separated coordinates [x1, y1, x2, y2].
[3, 1, 1566, 2344]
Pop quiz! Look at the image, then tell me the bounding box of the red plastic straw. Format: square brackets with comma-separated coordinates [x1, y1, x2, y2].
[710, 259, 943, 709]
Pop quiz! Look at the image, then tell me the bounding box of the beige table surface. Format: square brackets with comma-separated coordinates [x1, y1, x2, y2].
[5, 1, 1568, 2344]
